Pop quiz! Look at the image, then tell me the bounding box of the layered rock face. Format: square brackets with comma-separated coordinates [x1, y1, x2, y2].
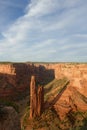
[53, 83, 87, 120]
[0, 63, 86, 99]
[43, 63, 87, 96]
[0, 63, 54, 99]
[0, 106, 21, 130]
[0, 63, 30, 99]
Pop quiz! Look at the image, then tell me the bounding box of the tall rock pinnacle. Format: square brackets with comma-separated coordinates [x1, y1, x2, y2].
[30, 76, 44, 119]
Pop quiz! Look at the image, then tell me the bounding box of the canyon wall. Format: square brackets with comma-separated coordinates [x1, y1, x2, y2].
[0, 63, 54, 99]
[40, 63, 87, 96]
[54, 64, 87, 96]
[0, 63, 87, 99]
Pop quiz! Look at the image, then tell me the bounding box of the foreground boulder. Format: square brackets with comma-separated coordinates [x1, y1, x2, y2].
[0, 106, 21, 130]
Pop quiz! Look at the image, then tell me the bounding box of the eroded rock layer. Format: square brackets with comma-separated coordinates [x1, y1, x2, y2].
[0, 63, 87, 100]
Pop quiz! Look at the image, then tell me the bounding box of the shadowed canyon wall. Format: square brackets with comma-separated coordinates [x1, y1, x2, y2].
[0, 63, 87, 99]
[0, 63, 54, 99]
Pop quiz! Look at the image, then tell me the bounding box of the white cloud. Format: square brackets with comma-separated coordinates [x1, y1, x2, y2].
[26, 0, 58, 17]
[74, 34, 87, 38]
[0, 0, 87, 62]
[26, 0, 82, 17]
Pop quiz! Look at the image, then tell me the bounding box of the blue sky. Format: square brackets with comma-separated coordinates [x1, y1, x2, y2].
[0, 0, 87, 62]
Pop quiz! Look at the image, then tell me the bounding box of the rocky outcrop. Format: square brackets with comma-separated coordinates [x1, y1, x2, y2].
[0, 106, 21, 130]
[53, 82, 87, 120]
[30, 76, 44, 119]
[0, 64, 15, 75]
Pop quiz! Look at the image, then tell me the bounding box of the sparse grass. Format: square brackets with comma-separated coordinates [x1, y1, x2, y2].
[63, 110, 87, 130]
[22, 77, 70, 130]
[22, 76, 87, 130]
[44, 77, 69, 101]
[0, 62, 13, 64]
[22, 107, 87, 130]
[22, 106, 30, 129]
[22, 107, 60, 130]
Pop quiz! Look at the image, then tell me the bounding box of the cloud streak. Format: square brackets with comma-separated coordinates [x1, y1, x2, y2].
[0, 0, 87, 62]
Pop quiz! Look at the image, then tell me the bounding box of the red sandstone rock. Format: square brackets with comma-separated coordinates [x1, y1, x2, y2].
[0, 63, 86, 100]
[37, 85, 44, 116]
[30, 76, 37, 118]
[53, 84, 87, 120]
[30, 76, 44, 118]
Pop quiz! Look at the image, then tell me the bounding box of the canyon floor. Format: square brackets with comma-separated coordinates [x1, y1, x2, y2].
[21, 77, 87, 130]
[0, 62, 87, 130]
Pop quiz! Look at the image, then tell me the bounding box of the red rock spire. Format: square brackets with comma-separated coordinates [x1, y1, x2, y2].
[30, 76, 44, 119]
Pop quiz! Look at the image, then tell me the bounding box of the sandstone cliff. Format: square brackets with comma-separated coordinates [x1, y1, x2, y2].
[0, 63, 54, 100]
[0, 63, 86, 100]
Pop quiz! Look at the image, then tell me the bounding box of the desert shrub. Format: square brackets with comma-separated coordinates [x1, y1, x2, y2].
[22, 106, 30, 129]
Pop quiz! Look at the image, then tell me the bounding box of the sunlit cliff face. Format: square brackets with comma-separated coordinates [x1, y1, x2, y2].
[0, 63, 87, 99]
